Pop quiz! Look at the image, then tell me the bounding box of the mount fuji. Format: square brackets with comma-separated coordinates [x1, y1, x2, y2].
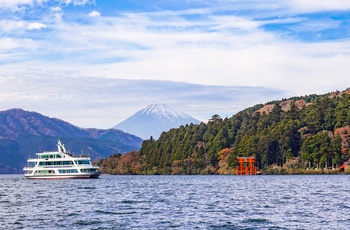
[113, 104, 200, 140]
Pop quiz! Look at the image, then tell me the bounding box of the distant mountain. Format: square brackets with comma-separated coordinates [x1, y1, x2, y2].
[0, 109, 143, 174]
[113, 104, 200, 140]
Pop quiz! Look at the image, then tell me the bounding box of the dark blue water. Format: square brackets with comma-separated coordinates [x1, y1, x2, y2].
[0, 175, 349, 229]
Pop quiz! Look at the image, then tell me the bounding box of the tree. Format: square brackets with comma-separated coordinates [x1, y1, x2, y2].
[209, 114, 223, 123]
[301, 131, 331, 169]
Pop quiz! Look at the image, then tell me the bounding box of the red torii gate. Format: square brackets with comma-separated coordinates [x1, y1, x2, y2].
[236, 156, 257, 175]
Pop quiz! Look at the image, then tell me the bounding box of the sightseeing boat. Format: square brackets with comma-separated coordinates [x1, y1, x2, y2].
[23, 140, 102, 179]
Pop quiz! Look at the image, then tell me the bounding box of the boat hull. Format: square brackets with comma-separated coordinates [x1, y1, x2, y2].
[24, 172, 102, 180]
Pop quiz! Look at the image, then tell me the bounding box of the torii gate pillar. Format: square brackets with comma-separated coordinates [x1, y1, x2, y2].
[236, 156, 257, 175]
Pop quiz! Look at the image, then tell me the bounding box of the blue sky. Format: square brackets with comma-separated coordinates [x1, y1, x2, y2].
[1, 0, 350, 128]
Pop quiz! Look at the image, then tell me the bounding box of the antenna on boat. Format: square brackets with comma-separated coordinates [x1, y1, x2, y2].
[57, 140, 66, 153]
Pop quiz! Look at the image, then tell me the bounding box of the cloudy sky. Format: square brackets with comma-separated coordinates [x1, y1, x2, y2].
[1, 0, 349, 128]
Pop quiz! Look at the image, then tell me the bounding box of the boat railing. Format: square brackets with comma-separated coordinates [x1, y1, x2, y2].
[24, 165, 74, 169]
[41, 165, 74, 168]
[77, 164, 99, 168]
[28, 157, 63, 160]
[27, 155, 90, 160]
[73, 155, 90, 158]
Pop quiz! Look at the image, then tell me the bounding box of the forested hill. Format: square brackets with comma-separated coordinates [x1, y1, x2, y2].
[131, 89, 350, 174]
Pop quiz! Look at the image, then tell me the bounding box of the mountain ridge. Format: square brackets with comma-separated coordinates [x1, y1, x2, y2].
[0, 108, 89, 139]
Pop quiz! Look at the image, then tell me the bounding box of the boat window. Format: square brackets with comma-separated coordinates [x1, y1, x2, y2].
[81, 168, 97, 173]
[39, 155, 50, 159]
[75, 160, 91, 165]
[38, 161, 74, 166]
[58, 169, 78, 173]
[34, 170, 52, 174]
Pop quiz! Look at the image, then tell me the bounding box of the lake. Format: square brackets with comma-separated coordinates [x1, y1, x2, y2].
[0, 174, 349, 229]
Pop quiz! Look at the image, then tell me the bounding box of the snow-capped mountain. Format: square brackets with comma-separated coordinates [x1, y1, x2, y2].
[113, 104, 200, 140]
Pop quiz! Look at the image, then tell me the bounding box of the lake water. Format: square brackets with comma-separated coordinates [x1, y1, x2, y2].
[0, 174, 349, 229]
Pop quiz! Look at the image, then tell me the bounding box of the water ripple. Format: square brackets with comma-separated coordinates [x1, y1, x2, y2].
[1, 174, 350, 229]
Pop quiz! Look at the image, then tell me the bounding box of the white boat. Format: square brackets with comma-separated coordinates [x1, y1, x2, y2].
[23, 140, 102, 179]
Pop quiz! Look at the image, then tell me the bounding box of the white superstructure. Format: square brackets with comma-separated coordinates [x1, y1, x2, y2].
[23, 140, 101, 179]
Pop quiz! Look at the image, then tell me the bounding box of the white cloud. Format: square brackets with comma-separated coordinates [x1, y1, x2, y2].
[50, 6, 61, 12]
[85, 39, 349, 97]
[288, 20, 341, 33]
[35, 0, 48, 6]
[61, 0, 72, 5]
[289, 0, 350, 12]
[60, 0, 94, 6]
[26, 22, 46, 30]
[88, 10, 100, 18]
[0, 38, 21, 51]
[0, 0, 49, 11]
[0, 37, 38, 59]
[0, 0, 33, 9]
[49, 6, 63, 23]
[3, 7, 348, 97]
[210, 15, 260, 31]
[0, 20, 26, 32]
[0, 20, 46, 32]
[74, 0, 93, 6]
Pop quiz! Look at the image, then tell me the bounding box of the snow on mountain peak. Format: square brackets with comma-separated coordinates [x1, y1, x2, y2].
[113, 104, 200, 140]
[140, 104, 187, 120]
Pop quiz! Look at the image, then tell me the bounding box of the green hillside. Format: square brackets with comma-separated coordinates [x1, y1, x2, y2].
[99, 89, 350, 175]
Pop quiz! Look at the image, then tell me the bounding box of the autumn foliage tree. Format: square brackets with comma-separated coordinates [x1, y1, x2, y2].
[98, 151, 144, 174]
